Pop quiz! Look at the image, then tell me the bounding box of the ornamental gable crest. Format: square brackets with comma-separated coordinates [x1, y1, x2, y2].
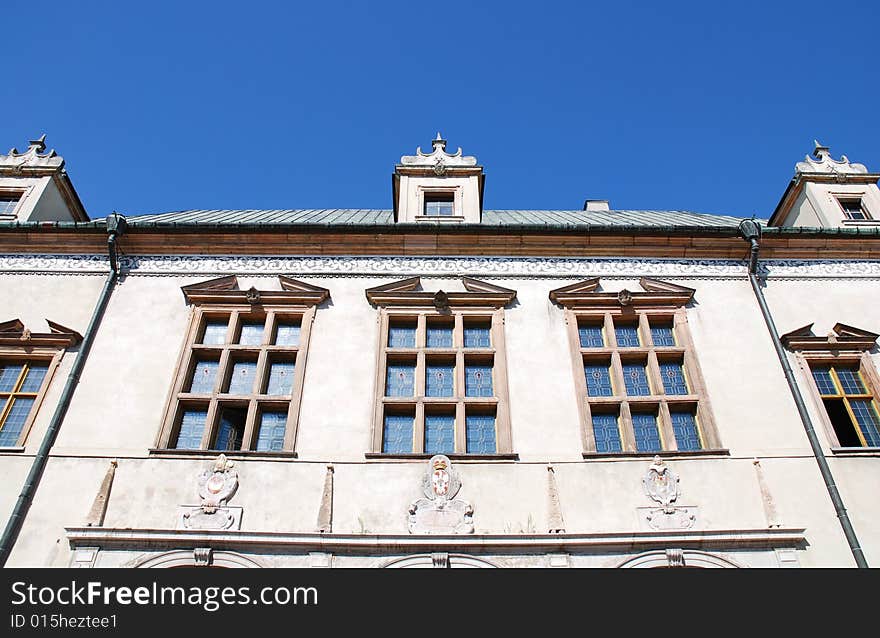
[408, 455, 474, 534]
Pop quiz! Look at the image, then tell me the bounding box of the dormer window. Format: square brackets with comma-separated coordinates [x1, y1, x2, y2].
[838, 197, 870, 220]
[424, 193, 454, 217]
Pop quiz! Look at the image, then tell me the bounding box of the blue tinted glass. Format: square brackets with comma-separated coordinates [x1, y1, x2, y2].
[425, 200, 454, 216]
[388, 325, 416, 348]
[633, 413, 661, 452]
[238, 322, 264, 345]
[660, 362, 688, 395]
[465, 366, 493, 397]
[836, 368, 866, 395]
[0, 196, 18, 215]
[202, 321, 227, 345]
[651, 325, 675, 346]
[466, 415, 496, 453]
[592, 413, 621, 453]
[189, 360, 219, 393]
[425, 415, 455, 454]
[464, 326, 491, 348]
[671, 411, 701, 451]
[175, 410, 207, 449]
[0, 364, 23, 392]
[0, 397, 34, 446]
[214, 410, 245, 451]
[426, 366, 454, 397]
[386, 365, 415, 396]
[811, 367, 837, 395]
[584, 365, 614, 397]
[623, 364, 650, 396]
[266, 361, 295, 395]
[850, 399, 880, 447]
[578, 325, 604, 348]
[274, 322, 301, 346]
[255, 412, 287, 452]
[227, 361, 257, 394]
[426, 327, 453, 348]
[615, 325, 640, 347]
[19, 365, 48, 393]
[383, 414, 413, 453]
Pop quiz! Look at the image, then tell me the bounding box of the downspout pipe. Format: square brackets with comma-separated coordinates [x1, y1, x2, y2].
[0, 213, 126, 567]
[738, 219, 868, 568]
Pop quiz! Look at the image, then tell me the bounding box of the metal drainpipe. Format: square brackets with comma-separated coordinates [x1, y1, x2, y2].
[0, 213, 127, 567]
[738, 219, 868, 568]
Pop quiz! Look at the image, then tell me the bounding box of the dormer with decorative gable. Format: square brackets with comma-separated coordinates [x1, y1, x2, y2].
[769, 141, 880, 228]
[0, 135, 89, 223]
[392, 134, 484, 224]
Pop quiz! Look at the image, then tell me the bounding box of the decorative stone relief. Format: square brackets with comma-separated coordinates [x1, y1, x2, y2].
[637, 456, 698, 531]
[177, 454, 243, 530]
[408, 455, 474, 534]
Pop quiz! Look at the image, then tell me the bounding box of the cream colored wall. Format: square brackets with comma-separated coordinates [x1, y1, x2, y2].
[0, 177, 77, 222]
[1, 269, 877, 567]
[782, 182, 880, 227]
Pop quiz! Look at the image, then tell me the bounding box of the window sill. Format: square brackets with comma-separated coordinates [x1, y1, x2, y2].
[831, 447, 880, 457]
[0, 446, 26, 454]
[365, 452, 518, 461]
[148, 448, 297, 460]
[415, 215, 465, 223]
[583, 449, 730, 460]
[840, 219, 878, 226]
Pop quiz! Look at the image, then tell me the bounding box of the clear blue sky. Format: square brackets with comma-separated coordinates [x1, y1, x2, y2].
[3, 0, 878, 219]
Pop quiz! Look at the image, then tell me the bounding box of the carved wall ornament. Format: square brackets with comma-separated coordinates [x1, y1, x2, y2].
[408, 455, 474, 534]
[638, 456, 697, 531]
[617, 289, 633, 306]
[178, 454, 243, 530]
[245, 286, 261, 304]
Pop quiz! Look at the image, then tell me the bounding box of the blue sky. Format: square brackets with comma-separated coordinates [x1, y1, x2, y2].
[3, 0, 878, 219]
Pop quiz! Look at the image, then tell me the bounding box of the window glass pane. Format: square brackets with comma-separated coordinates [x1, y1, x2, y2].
[464, 326, 491, 348]
[215, 408, 246, 451]
[632, 413, 661, 452]
[274, 322, 301, 346]
[623, 364, 651, 396]
[383, 414, 413, 453]
[592, 413, 622, 453]
[0, 364, 24, 392]
[426, 326, 453, 348]
[175, 410, 207, 449]
[202, 321, 227, 345]
[850, 399, 880, 447]
[836, 368, 866, 395]
[0, 397, 34, 446]
[266, 361, 295, 395]
[660, 362, 688, 395]
[188, 360, 219, 393]
[650, 325, 676, 346]
[811, 367, 837, 395]
[19, 365, 48, 393]
[255, 412, 287, 452]
[386, 365, 415, 396]
[671, 411, 702, 451]
[238, 322, 265, 345]
[425, 198, 454, 216]
[426, 365, 455, 397]
[466, 414, 496, 453]
[584, 365, 613, 397]
[615, 325, 640, 347]
[227, 361, 257, 394]
[578, 325, 604, 348]
[388, 325, 416, 348]
[425, 415, 455, 454]
[465, 365, 493, 397]
[0, 195, 20, 215]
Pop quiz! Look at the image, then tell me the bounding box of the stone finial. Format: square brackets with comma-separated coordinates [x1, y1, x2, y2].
[546, 464, 566, 534]
[812, 140, 830, 160]
[753, 458, 782, 528]
[432, 132, 447, 152]
[316, 464, 334, 533]
[84, 460, 118, 527]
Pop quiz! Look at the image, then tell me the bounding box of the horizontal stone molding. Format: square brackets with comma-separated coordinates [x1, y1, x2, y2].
[3, 253, 880, 279]
[65, 526, 806, 554]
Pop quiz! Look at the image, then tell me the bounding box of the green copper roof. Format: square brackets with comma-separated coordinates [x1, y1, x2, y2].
[126, 208, 748, 228]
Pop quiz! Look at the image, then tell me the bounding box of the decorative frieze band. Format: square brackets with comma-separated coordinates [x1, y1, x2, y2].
[2, 253, 880, 279]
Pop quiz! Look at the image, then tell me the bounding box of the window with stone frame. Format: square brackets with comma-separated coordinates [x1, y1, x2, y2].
[550, 277, 722, 456]
[783, 322, 880, 450]
[0, 319, 81, 448]
[365, 276, 516, 457]
[153, 275, 328, 455]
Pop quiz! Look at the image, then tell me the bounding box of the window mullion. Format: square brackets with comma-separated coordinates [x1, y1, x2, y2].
[414, 402, 425, 453]
[242, 400, 259, 451]
[619, 400, 636, 452]
[202, 398, 220, 449]
[658, 401, 678, 452]
[455, 331, 466, 453]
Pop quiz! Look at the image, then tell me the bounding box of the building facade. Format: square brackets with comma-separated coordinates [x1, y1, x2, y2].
[0, 135, 878, 568]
